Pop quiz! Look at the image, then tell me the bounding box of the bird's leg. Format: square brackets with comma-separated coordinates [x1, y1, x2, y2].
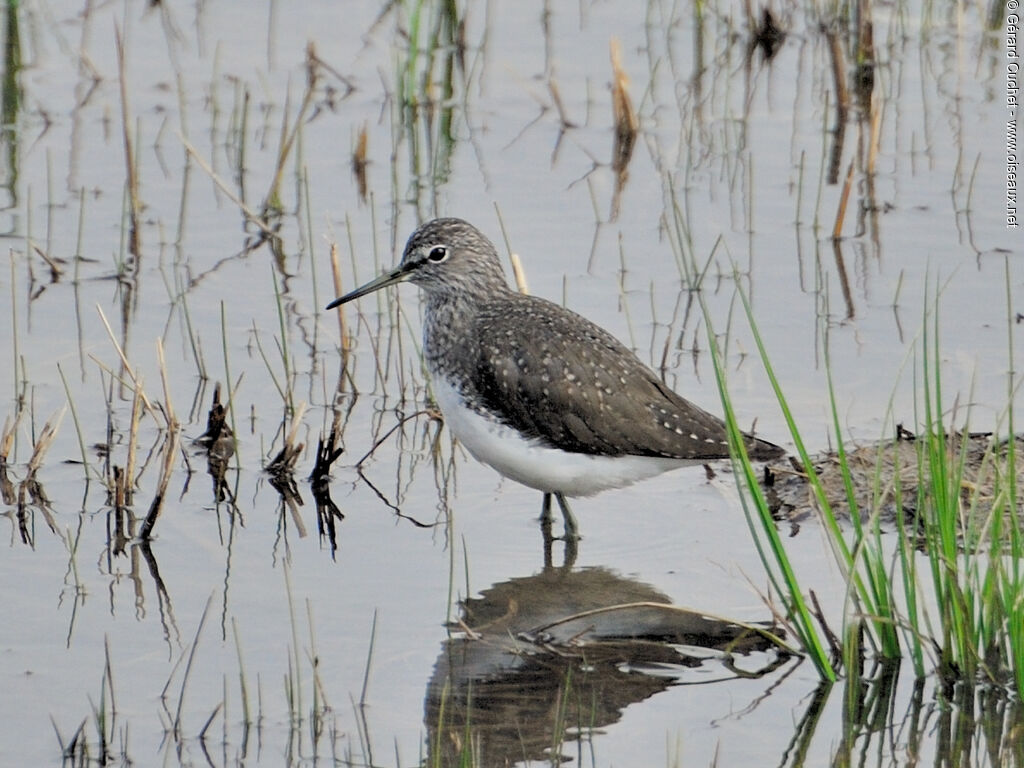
[555, 492, 579, 541]
[561, 526, 578, 567]
[540, 493, 556, 567]
[540, 493, 577, 568]
[541, 492, 554, 525]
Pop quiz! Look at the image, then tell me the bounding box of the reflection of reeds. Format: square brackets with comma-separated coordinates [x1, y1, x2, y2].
[195, 382, 235, 504]
[139, 371, 179, 539]
[124, 386, 143, 504]
[309, 420, 344, 554]
[788, 659, 1024, 766]
[282, 568, 334, 740]
[352, 123, 369, 202]
[263, 43, 319, 216]
[266, 401, 306, 478]
[267, 403, 307, 538]
[230, 617, 254, 744]
[8, 251, 19, 409]
[822, 22, 849, 187]
[164, 593, 214, 740]
[1, 0, 20, 207]
[394, 0, 462, 202]
[114, 24, 141, 259]
[218, 300, 240, 455]
[54, 637, 122, 765]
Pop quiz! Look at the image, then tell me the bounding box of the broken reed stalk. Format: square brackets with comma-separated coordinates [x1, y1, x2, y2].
[509, 253, 529, 294]
[267, 400, 307, 476]
[156, 336, 175, 427]
[197, 382, 234, 450]
[866, 95, 882, 177]
[178, 133, 278, 238]
[328, 242, 352, 379]
[137, 339, 179, 539]
[0, 413, 18, 505]
[139, 422, 179, 540]
[31, 242, 64, 282]
[284, 400, 307, 458]
[309, 417, 344, 488]
[832, 160, 855, 239]
[94, 305, 159, 421]
[548, 79, 575, 130]
[0, 411, 17, 464]
[492, 203, 529, 296]
[26, 408, 65, 478]
[609, 37, 638, 175]
[113, 23, 141, 259]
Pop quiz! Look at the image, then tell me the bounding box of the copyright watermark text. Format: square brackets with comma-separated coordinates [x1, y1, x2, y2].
[1008, 1, 1019, 227]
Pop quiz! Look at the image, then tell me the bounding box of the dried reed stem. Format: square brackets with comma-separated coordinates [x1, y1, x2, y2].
[26, 408, 65, 477]
[139, 422, 179, 540]
[267, 400, 307, 475]
[178, 133, 278, 237]
[832, 160, 855, 240]
[95, 305, 159, 419]
[0, 411, 19, 464]
[328, 241, 351, 356]
[609, 37, 638, 174]
[510, 253, 529, 294]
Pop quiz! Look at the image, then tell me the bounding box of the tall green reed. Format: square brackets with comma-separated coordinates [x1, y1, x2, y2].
[707, 267, 1021, 687]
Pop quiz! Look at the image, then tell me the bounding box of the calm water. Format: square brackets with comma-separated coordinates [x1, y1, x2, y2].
[0, 1, 1020, 765]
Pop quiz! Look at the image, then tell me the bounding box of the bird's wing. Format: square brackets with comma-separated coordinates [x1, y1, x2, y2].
[470, 294, 740, 459]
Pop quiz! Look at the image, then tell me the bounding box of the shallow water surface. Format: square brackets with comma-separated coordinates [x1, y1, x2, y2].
[0, 1, 1020, 766]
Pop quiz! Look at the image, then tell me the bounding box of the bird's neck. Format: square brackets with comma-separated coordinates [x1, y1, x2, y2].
[422, 291, 485, 385]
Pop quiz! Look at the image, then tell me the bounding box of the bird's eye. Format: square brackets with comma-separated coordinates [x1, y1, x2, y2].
[427, 246, 449, 263]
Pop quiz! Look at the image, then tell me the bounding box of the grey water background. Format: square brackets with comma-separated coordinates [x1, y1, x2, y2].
[0, 1, 1020, 765]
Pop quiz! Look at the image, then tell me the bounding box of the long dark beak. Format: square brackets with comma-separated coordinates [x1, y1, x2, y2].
[325, 263, 412, 309]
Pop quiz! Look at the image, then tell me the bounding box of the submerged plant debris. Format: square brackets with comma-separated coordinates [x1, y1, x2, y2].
[764, 431, 1024, 532]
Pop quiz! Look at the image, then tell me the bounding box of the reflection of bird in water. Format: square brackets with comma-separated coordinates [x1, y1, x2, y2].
[328, 219, 784, 540]
[424, 567, 788, 766]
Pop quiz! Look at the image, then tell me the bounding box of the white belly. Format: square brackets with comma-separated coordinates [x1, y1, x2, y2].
[431, 378, 691, 497]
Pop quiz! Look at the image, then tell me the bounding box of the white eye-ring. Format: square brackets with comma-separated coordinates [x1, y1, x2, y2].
[427, 245, 449, 263]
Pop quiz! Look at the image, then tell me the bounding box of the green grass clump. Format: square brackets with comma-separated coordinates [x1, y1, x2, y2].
[708, 269, 1021, 689]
